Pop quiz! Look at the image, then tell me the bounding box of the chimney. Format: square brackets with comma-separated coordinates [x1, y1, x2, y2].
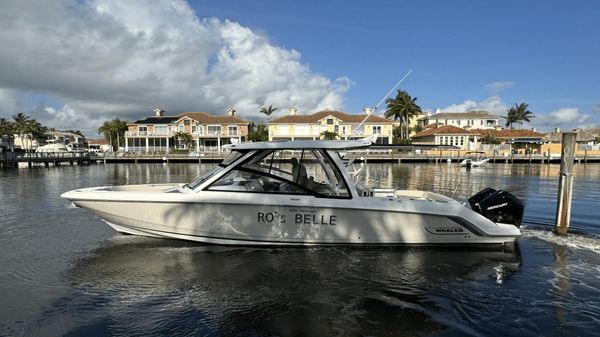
[435, 108, 441, 114]
[554, 127, 560, 133]
[153, 108, 165, 117]
[289, 107, 297, 115]
[362, 107, 373, 115]
[531, 127, 536, 132]
[226, 108, 236, 116]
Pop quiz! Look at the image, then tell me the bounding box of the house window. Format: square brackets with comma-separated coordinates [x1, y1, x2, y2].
[155, 126, 167, 135]
[208, 126, 221, 135]
[139, 126, 147, 135]
[192, 126, 197, 133]
[480, 120, 484, 125]
[228, 126, 238, 136]
[184, 119, 190, 126]
[372, 126, 382, 134]
[334, 125, 339, 133]
[457, 120, 461, 126]
[178, 125, 184, 132]
[354, 125, 364, 135]
[342, 126, 349, 135]
[327, 119, 334, 125]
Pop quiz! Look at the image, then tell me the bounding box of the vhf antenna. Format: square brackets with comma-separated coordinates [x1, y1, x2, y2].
[350, 69, 413, 138]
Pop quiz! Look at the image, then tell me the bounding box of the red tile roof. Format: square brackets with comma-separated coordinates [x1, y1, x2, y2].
[418, 111, 500, 120]
[270, 110, 394, 124]
[178, 112, 248, 124]
[88, 138, 108, 145]
[474, 129, 544, 139]
[412, 125, 479, 138]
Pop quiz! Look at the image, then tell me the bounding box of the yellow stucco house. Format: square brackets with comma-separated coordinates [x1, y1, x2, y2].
[268, 108, 398, 144]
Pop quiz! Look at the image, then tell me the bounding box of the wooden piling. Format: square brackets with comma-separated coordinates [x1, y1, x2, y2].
[554, 132, 577, 236]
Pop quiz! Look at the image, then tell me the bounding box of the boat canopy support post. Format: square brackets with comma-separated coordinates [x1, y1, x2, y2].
[554, 132, 576, 236]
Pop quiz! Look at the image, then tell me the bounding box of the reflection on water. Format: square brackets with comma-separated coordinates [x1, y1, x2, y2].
[49, 237, 521, 336]
[1, 162, 600, 336]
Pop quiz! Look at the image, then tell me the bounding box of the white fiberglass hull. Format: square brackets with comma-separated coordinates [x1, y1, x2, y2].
[62, 186, 520, 247]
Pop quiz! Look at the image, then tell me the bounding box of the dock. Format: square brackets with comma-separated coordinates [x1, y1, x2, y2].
[0, 152, 94, 168]
[3, 150, 600, 169]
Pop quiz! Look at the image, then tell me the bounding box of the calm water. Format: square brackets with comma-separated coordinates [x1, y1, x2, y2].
[1, 162, 599, 336]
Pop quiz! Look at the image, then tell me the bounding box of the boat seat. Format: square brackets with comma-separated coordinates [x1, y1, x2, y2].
[244, 179, 263, 192]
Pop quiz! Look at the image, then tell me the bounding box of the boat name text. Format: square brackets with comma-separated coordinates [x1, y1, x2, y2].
[257, 212, 336, 225]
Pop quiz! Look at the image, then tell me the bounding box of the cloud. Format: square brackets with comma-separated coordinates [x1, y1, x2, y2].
[0, 89, 21, 114]
[535, 107, 593, 131]
[485, 81, 515, 94]
[0, 0, 349, 135]
[440, 95, 508, 116]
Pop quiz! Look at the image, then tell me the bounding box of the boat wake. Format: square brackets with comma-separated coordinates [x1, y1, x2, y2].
[521, 225, 600, 254]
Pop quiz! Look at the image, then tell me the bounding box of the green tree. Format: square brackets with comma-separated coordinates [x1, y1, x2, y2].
[12, 112, 31, 150]
[26, 119, 47, 150]
[174, 131, 193, 150]
[481, 131, 500, 144]
[0, 118, 14, 136]
[260, 104, 278, 116]
[384, 90, 422, 141]
[504, 103, 534, 129]
[247, 122, 269, 142]
[512, 103, 535, 128]
[320, 130, 338, 140]
[98, 118, 128, 151]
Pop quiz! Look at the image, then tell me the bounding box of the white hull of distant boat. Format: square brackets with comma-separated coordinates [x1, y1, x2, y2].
[62, 139, 522, 248]
[36, 143, 70, 153]
[460, 158, 490, 167]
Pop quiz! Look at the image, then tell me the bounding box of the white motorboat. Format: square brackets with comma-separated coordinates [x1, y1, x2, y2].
[36, 141, 71, 153]
[61, 139, 523, 248]
[460, 157, 490, 167]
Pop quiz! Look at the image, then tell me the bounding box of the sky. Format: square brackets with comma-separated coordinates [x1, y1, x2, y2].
[0, 0, 599, 137]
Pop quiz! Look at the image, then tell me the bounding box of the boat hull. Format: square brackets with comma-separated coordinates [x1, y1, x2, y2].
[71, 196, 519, 247]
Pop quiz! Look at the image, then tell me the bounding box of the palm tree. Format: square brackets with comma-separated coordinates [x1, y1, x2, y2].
[503, 108, 518, 129]
[12, 112, 31, 150]
[504, 103, 534, 129]
[98, 118, 128, 151]
[260, 104, 278, 116]
[512, 103, 535, 128]
[384, 90, 422, 141]
[26, 119, 47, 150]
[320, 130, 338, 140]
[0, 118, 14, 136]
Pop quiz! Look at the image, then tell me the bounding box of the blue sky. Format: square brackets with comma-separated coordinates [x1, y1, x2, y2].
[191, 0, 600, 124]
[0, 0, 598, 135]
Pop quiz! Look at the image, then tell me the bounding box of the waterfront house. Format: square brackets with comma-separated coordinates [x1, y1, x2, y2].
[268, 108, 398, 144]
[418, 110, 500, 130]
[411, 124, 480, 150]
[475, 129, 545, 155]
[125, 108, 249, 153]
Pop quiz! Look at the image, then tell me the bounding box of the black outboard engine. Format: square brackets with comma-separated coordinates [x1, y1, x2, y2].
[468, 188, 524, 227]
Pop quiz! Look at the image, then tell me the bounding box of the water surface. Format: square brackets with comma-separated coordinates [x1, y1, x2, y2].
[1, 162, 599, 336]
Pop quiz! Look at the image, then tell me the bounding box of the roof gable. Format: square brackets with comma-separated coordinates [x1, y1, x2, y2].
[412, 125, 478, 138]
[270, 110, 394, 124]
[179, 112, 248, 124]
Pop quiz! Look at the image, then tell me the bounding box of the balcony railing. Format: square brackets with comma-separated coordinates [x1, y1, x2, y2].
[125, 131, 174, 137]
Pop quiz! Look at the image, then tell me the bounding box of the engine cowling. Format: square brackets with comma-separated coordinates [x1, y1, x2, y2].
[468, 188, 524, 228]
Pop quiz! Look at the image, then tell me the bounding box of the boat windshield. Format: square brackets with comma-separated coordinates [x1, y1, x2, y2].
[206, 149, 351, 198]
[186, 151, 244, 189]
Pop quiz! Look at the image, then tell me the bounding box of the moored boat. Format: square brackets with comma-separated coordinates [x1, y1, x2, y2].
[61, 138, 523, 247]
